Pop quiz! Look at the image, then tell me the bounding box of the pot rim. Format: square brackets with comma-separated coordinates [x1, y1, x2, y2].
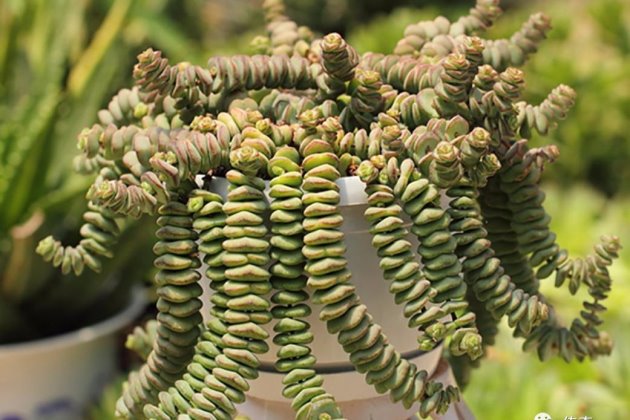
[199, 175, 371, 206]
[0, 288, 146, 356]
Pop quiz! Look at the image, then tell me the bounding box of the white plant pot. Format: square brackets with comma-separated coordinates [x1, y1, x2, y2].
[0, 290, 145, 420]
[201, 176, 452, 420]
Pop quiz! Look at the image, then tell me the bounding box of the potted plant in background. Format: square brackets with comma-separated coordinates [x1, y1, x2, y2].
[38, 0, 622, 418]
[0, 0, 210, 418]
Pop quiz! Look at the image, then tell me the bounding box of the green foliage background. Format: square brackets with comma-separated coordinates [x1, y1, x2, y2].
[0, 0, 626, 417]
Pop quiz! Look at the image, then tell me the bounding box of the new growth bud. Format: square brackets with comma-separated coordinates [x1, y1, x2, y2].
[357, 160, 379, 184]
[230, 146, 265, 175]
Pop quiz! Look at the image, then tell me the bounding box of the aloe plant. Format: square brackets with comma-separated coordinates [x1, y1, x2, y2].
[0, 0, 140, 343]
[39, 0, 621, 418]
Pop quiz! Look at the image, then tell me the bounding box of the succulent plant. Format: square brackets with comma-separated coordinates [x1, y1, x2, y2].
[39, 0, 621, 418]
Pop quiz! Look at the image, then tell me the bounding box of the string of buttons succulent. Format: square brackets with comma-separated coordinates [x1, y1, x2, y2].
[37, 0, 621, 418]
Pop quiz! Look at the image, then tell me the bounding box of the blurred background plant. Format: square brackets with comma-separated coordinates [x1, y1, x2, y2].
[1, 0, 627, 417]
[0, 0, 139, 343]
[0, 0, 199, 343]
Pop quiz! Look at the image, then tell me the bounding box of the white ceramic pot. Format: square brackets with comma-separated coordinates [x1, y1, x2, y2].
[201, 176, 447, 420]
[0, 290, 145, 420]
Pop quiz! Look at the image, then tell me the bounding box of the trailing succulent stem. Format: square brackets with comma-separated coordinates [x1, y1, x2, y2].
[38, 0, 620, 418]
[117, 198, 202, 417]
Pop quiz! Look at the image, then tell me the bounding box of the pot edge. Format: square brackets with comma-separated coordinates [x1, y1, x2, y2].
[0, 288, 146, 356]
